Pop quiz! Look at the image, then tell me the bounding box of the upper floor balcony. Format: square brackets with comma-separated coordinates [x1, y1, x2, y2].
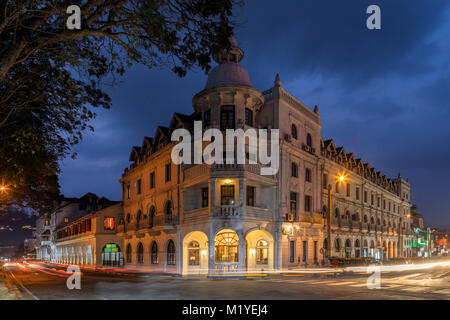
[117, 214, 179, 234]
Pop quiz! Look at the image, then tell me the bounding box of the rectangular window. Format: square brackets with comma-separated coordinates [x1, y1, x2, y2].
[245, 108, 253, 126]
[165, 163, 171, 182]
[356, 187, 360, 200]
[346, 183, 350, 197]
[377, 197, 380, 208]
[289, 240, 296, 263]
[291, 162, 298, 177]
[383, 199, 386, 210]
[150, 172, 155, 189]
[64, 217, 69, 223]
[304, 195, 312, 212]
[389, 202, 391, 211]
[127, 185, 130, 199]
[137, 179, 142, 194]
[290, 192, 297, 214]
[86, 219, 91, 231]
[336, 182, 340, 193]
[323, 173, 328, 189]
[104, 217, 115, 231]
[302, 241, 308, 262]
[202, 187, 208, 208]
[221, 185, 235, 205]
[371, 194, 374, 206]
[220, 105, 235, 131]
[364, 191, 367, 203]
[246, 186, 255, 207]
[203, 109, 211, 128]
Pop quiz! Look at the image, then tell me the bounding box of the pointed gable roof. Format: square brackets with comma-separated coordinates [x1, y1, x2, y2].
[129, 146, 141, 162]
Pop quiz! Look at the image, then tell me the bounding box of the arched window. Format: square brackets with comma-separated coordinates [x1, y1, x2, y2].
[334, 208, 340, 219]
[383, 219, 386, 226]
[151, 241, 158, 264]
[167, 240, 176, 265]
[137, 210, 142, 223]
[256, 239, 268, 265]
[149, 206, 155, 228]
[370, 216, 375, 225]
[137, 242, 144, 264]
[164, 200, 172, 223]
[291, 124, 297, 139]
[126, 243, 132, 263]
[305, 168, 311, 182]
[364, 215, 368, 223]
[306, 133, 312, 147]
[377, 218, 381, 225]
[188, 241, 200, 266]
[345, 211, 351, 221]
[126, 213, 131, 224]
[345, 239, 352, 258]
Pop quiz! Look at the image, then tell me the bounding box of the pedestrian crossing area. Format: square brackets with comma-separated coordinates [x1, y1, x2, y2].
[251, 277, 450, 297]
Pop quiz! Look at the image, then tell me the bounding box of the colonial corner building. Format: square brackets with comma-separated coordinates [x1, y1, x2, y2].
[35, 38, 415, 274]
[117, 38, 415, 275]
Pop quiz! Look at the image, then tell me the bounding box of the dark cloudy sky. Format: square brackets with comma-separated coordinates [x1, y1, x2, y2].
[59, 0, 450, 228]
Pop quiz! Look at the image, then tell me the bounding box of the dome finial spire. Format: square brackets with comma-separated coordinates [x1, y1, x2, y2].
[274, 73, 281, 87]
[213, 35, 244, 64]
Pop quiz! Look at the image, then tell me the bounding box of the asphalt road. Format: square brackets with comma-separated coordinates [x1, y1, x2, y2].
[2, 262, 450, 300]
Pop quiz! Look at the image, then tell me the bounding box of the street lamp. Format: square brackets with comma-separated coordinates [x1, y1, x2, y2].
[326, 175, 346, 263]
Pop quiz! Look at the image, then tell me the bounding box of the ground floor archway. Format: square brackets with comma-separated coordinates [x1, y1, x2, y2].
[182, 231, 208, 275]
[245, 229, 274, 271]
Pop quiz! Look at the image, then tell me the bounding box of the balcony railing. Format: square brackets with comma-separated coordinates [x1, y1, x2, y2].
[214, 205, 239, 217]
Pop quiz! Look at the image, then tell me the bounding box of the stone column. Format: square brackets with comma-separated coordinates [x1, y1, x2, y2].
[237, 228, 246, 273]
[208, 223, 215, 274]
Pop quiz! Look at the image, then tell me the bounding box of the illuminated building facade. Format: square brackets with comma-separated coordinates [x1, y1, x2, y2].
[118, 38, 415, 274]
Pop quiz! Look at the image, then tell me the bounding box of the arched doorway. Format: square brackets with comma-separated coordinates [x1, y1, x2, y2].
[335, 238, 342, 257]
[245, 229, 274, 271]
[102, 243, 122, 267]
[137, 242, 144, 264]
[345, 239, 352, 258]
[215, 229, 239, 273]
[363, 240, 369, 257]
[182, 231, 208, 275]
[355, 239, 361, 258]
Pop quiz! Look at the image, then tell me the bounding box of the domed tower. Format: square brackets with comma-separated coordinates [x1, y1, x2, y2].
[192, 37, 264, 131]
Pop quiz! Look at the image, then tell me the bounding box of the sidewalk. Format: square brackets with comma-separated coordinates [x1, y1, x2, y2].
[0, 270, 20, 300]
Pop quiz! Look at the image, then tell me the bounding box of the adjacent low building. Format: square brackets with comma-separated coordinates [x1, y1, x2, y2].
[35, 193, 120, 264]
[54, 203, 123, 266]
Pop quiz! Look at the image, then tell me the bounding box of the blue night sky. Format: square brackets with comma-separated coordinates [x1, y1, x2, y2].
[59, 0, 450, 228]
